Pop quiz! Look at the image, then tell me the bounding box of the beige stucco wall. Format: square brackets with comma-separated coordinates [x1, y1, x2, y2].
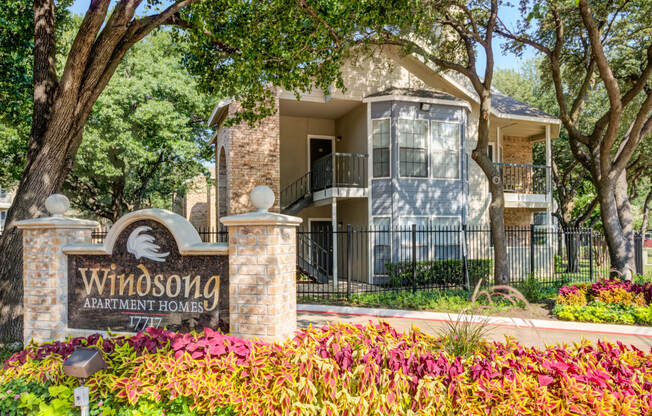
[338, 199, 368, 227]
[331, 47, 426, 100]
[296, 205, 332, 231]
[280, 116, 335, 188]
[335, 104, 367, 155]
[465, 106, 492, 227]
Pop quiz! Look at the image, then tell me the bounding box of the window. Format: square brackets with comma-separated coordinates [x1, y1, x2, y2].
[372, 119, 390, 178]
[533, 212, 547, 226]
[398, 119, 428, 177]
[372, 217, 391, 275]
[431, 122, 460, 179]
[398, 216, 429, 261]
[431, 216, 461, 259]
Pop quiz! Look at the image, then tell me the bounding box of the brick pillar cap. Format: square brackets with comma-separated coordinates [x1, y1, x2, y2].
[220, 211, 302, 227]
[15, 216, 99, 230]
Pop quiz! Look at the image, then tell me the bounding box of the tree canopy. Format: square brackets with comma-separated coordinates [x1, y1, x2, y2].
[64, 30, 214, 222]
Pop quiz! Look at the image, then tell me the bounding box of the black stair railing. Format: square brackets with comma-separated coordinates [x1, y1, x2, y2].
[296, 232, 330, 283]
[280, 172, 311, 211]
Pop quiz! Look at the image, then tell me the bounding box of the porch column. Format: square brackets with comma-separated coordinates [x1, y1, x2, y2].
[332, 197, 338, 288]
[545, 124, 552, 228]
[497, 126, 502, 162]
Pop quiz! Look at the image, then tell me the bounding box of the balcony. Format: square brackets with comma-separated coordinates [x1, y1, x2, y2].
[311, 153, 368, 195]
[281, 153, 368, 214]
[495, 162, 550, 208]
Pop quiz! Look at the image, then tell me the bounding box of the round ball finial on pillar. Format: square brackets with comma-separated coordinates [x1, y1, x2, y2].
[250, 185, 275, 212]
[45, 194, 70, 217]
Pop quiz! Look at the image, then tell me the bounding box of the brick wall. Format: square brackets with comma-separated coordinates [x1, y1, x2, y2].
[22, 227, 93, 344]
[504, 208, 533, 228]
[182, 166, 217, 230]
[502, 136, 533, 165]
[214, 97, 281, 216]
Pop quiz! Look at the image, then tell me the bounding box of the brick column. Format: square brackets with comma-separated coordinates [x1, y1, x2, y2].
[16, 194, 98, 345]
[221, 186, 301, 342]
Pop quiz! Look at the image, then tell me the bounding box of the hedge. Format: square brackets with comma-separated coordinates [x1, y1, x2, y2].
[385, 258, 492, 288]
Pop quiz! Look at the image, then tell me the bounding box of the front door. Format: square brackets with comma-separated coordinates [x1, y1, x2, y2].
[310, 138, 333, 191]
[310, 220, 333, 275]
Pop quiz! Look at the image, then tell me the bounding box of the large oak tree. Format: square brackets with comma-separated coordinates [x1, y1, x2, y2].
[499, 0, 652, 279]
[0, 0, 354, 341]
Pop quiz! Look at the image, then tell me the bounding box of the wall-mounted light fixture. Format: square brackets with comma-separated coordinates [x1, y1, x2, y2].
[336, 136, 343, 143]
[420, 102, 431, 111]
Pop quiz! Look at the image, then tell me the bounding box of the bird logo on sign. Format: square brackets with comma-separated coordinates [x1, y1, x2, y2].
[126, 226, 170, 262]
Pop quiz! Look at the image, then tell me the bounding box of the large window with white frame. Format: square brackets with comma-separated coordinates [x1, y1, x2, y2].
[431, 216, 462, 259]
[431, 122, 460, 179]
[398, 216, 429, 261]
[372, 119, 390, 178]
[398, 119, 428, 178]
[372, 217, 391, 275]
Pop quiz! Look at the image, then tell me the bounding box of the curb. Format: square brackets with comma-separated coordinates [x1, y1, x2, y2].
[297, 304, 652, 338]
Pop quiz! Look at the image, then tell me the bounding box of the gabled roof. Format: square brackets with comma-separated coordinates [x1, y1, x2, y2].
[439, 70, 558, 123]
[490, 88, 554, 119]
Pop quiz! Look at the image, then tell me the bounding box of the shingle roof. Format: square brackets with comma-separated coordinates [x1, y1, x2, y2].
[443, 71, 555, 119]
[490, 88, 555, 119]
[365, 87, 465, 103]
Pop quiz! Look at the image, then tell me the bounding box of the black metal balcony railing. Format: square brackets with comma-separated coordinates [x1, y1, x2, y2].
[280, 172, 311, 211]
[495, 162, 549, 194]
[311, 153, 368, 192]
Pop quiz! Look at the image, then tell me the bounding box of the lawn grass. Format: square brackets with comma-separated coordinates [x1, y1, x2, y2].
[299, 283, 561, 317]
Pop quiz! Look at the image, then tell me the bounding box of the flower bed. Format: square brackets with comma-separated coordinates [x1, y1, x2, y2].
[554, 279, 652, 325]
[2, 324, 652, 415]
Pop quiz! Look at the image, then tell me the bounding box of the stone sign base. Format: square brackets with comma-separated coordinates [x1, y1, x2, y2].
[17, 186, 301, 345]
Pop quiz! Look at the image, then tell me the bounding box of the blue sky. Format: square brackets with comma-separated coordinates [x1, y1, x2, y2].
[69, 0, 534, 71]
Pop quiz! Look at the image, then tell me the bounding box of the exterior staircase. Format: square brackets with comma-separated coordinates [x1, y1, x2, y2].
[296, 232, 330, 283]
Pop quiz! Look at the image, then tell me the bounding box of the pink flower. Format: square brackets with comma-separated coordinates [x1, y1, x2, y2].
[14, 394, 20, 400]
[97, 401, 103, 407]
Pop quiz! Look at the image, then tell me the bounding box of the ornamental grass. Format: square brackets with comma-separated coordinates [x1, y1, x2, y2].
[2, 322, 652, 415]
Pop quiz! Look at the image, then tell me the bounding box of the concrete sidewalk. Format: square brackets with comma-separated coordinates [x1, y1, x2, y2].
[297, 305, 652, 350]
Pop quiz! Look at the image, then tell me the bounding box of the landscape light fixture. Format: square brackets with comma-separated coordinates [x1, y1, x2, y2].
[63, 347, 107, 416]
[420, 102, 431, 111]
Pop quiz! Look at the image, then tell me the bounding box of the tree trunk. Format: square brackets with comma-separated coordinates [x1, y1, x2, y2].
[641, 189, 651, 232]
[565, 229, 580, 273]
[487, 180, 509, 285]
[0, 123, 83, 340]
[597, 173, 635, 280]
[471, 93, 510, 285]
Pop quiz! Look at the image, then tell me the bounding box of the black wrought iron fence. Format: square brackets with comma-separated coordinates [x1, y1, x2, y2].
[297, 225, 611, 299]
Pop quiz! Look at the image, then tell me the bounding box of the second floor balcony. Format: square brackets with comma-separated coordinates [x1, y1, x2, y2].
[281, 153, 368, 213]
[495, 162, 550, 208]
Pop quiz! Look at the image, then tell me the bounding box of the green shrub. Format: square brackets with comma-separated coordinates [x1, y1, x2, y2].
[554, 302, 652, 325]
[385, 258, 492, 288]
[517, 275, 544, 302]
